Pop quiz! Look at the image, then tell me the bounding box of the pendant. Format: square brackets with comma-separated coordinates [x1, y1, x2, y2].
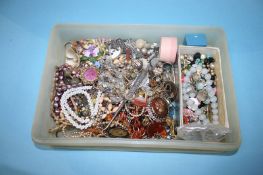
[150, 97, 168, 118]
[108, 127, 129, 138]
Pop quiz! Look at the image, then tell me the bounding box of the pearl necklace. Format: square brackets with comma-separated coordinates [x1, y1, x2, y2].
[60, 86, 102, 130]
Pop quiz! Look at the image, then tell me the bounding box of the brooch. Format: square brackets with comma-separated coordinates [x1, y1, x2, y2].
[80, 67, 99, 84]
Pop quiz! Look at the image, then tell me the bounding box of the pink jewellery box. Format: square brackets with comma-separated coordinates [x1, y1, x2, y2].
[32, 24, 240, 153]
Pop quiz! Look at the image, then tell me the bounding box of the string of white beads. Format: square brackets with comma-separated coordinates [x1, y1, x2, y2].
[60, 86, 102, 130]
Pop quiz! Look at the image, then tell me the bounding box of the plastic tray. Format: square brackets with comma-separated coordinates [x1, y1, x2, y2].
[32, 24, 240, 153]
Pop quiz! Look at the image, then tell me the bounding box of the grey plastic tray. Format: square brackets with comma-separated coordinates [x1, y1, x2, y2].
[32, 24, 240, 153]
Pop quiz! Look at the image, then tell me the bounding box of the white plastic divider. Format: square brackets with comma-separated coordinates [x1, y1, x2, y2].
[178, 46, 229, 128]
